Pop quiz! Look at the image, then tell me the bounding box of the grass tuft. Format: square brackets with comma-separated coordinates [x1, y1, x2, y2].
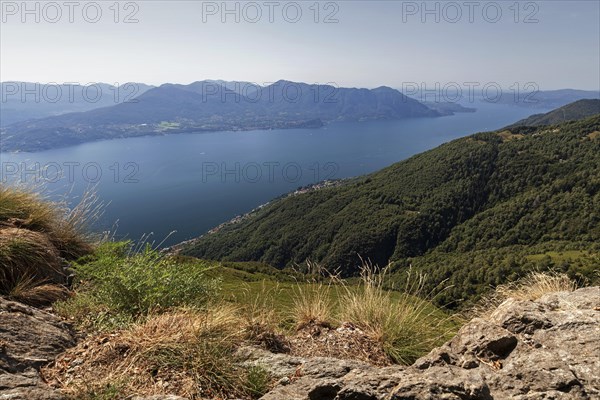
[495, 271, 578, 301]
[289, 261, 337, 330]
[237, 281, 291, 353]
[0, 185, 98, 259]
[0, 227, 64, 297]
[9, 279, 70, 308]
[245, 365, 271, 399]
[291, 281, 335, 330]
[0, 184, 98, 305]
[470, 271, 579, 319]
[338, 261, 456, 365]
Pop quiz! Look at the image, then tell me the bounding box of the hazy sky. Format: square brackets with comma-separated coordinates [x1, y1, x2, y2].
[1, 1, 599, 90]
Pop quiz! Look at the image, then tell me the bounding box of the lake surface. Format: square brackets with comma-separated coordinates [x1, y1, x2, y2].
[0, 102, 544, 246]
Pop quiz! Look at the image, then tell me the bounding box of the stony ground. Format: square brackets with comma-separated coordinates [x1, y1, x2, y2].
[1, 287, 598, 400]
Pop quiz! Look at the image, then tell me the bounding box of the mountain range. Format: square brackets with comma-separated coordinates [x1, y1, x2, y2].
[0, 82, 153, 127]
[404, 88, 599, 110]
[490, 89, 600, 109]
[0, 80, 439, 152]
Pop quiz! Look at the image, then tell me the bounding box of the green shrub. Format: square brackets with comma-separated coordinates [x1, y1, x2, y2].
[70, 242, 220, 317]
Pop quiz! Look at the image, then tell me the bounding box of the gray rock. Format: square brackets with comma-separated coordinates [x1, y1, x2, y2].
[240, 346, 367, 380]
[489, 297, 554, 334]
[257, 287, 600, 400]
[0, 369, 66, 400]
[415, 318, 518, 370]
[0, 297, 76, 373]
[243, 346, 401, 400]
[0, 297, 76, 400]
[388, 366, 492, 400]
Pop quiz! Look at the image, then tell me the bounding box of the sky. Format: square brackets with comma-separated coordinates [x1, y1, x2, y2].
[1, 0, 599, 90]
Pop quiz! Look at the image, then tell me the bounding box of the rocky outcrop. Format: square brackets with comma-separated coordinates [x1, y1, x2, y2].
[1, 288, 598, 399]
[0, 297, 76, 400]
[250, 287, 599, 399]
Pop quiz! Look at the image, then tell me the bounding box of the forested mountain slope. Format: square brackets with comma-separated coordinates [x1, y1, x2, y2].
[181, 115, 600, 302]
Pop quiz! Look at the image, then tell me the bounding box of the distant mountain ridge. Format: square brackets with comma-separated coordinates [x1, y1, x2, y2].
[405, 88, 599, 110]
[0, 80, 439, 152]
[0, 82, 153, 127]
[507, 99, 600, 128]
[490, 89, 600, 109]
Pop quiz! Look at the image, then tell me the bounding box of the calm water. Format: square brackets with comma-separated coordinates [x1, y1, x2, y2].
[0, 102, 543, 246]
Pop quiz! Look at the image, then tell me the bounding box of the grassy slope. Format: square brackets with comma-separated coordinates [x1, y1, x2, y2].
[203, 261, 437, 323]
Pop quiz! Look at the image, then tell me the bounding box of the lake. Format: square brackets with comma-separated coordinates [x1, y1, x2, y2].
[0, 102, 543, 246]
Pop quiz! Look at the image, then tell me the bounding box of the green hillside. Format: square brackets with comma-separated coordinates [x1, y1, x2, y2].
[507, 99, 600, 128]
[181, 115, 600, 304]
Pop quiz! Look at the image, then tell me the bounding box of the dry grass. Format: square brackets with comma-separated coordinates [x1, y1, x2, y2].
[0, 184, 100, 257]
[291, 281, 334, 330]
[0, 227, 65, 302]
[339, 265, 390, 338]
[43, 306, 268, 399]
[338, 262, 456, 365]
[471, 271, 579, 319]
[46, 258, 460, 397]
[0, 184, 60, 231]
[9, 279, 70, 308]
[0, 184, 100, 305]
[238, 281, 281, 331]
[290, 261, 336, 329]
[231, 260, 456, 366]
[496, 271, 578, 301]
[52, 188, 102, 258]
